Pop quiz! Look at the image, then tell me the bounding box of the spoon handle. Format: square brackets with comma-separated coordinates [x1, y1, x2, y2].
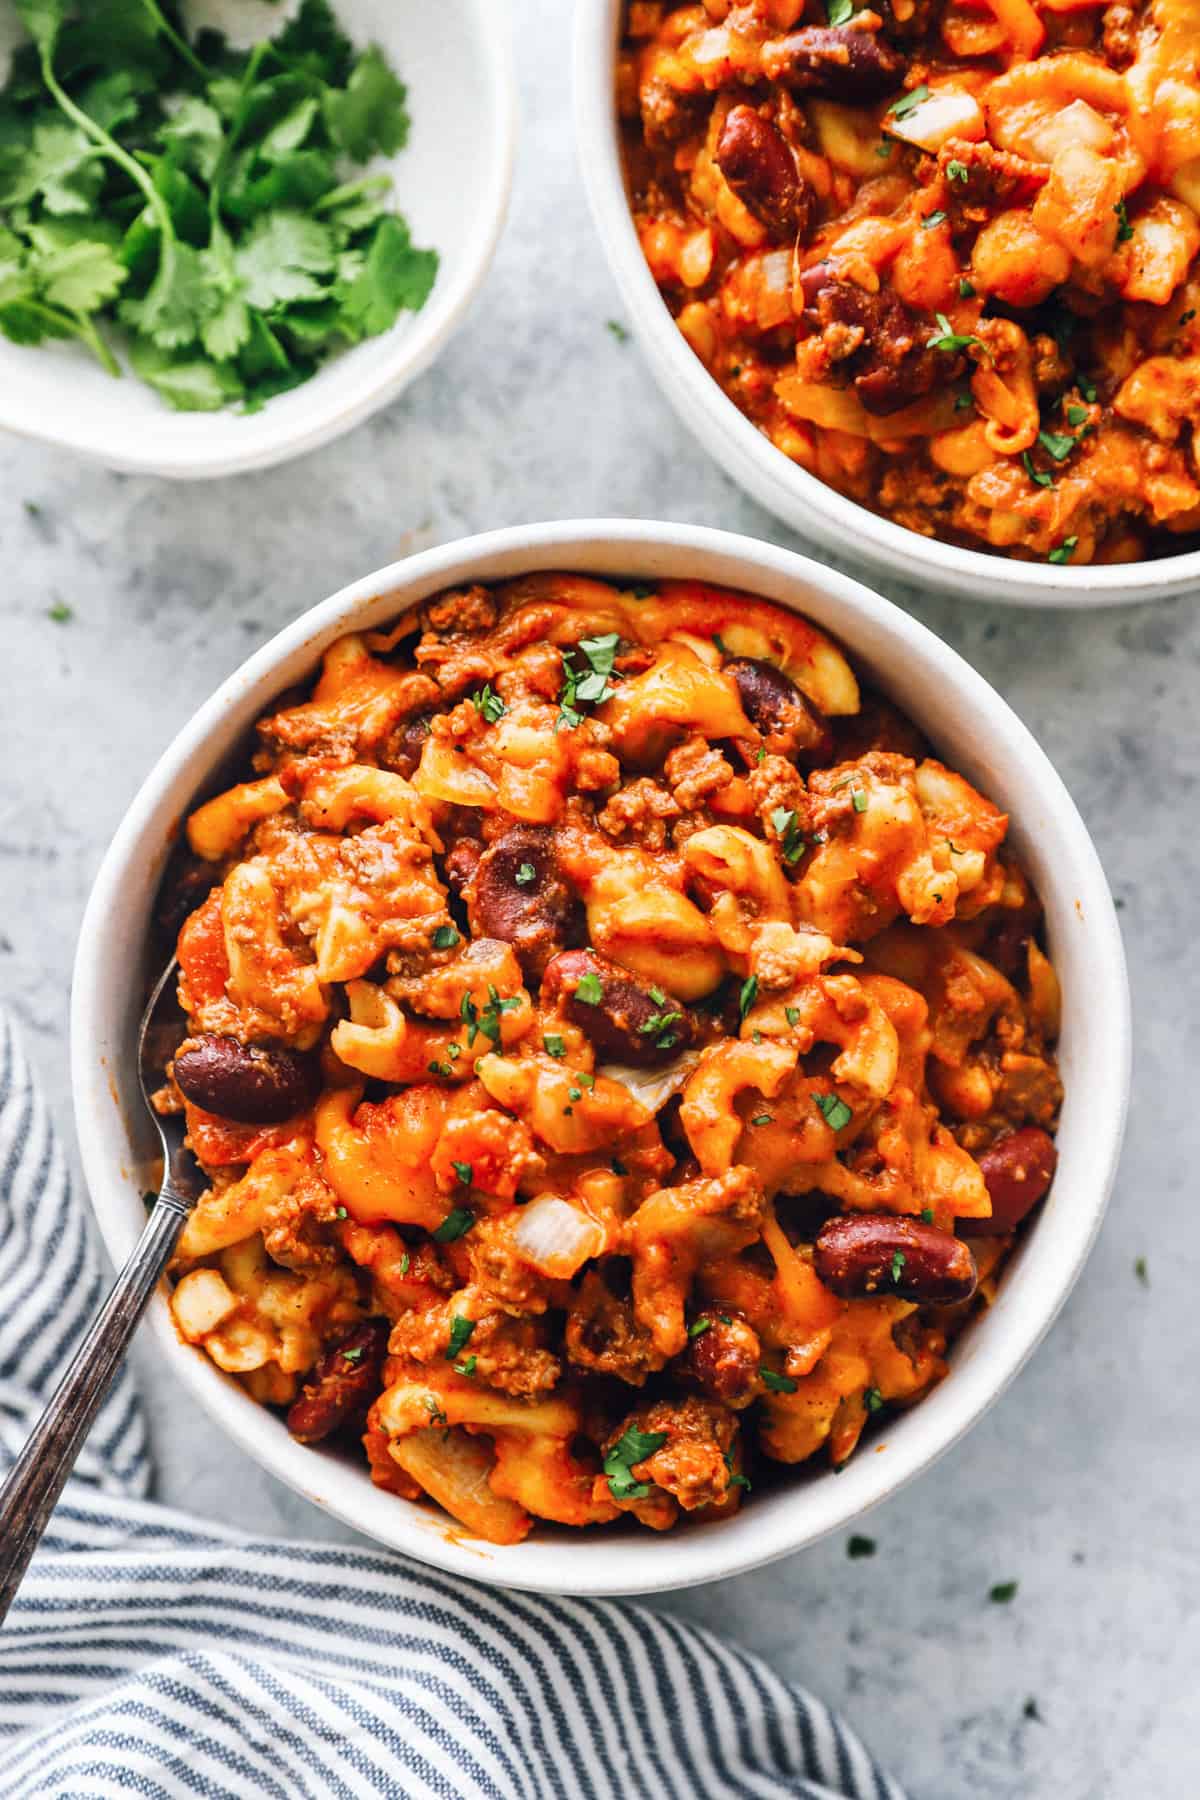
[0, 1193, 189, 1625]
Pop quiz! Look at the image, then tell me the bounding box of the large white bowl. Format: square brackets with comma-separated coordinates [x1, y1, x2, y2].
[0, 0, 515, 479]
[71, 519, 1130, 1595]
[573, 0, 1200, 608]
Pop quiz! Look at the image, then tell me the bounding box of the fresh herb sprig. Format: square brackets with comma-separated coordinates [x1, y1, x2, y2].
[0, 0, 438, 411]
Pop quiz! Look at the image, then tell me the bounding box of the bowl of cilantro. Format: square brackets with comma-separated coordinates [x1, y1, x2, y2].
[0, 0, 515, 476]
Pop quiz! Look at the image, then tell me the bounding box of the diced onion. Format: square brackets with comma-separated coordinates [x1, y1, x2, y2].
[885, 91, 985, 152]
[512, 1196, 605, 1278]
[603, 1051, 702, 1117]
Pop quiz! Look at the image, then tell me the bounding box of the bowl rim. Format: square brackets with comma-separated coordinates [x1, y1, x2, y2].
[71, 517, 1131, 1595]
[0, 0, 518, 481]
[571, 0, 1200, 607]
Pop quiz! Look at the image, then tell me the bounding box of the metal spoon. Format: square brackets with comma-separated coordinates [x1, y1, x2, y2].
[0, 957, 201, 1623]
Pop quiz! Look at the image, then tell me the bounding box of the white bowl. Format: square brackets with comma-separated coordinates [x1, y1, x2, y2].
[71, 519, 1130, 1595]
[573, 0, 1199, 608]
[0, 0, 515, 479]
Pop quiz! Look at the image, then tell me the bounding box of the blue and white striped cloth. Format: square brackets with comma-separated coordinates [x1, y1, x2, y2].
[0, 1008, 906, 1800]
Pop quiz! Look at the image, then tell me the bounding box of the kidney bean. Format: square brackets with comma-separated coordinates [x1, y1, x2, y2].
[800, 275, 957, 417]
[761, 26, 905, 104]
[443, 836, 482, 898]
[960, 1127, 1058, 1235]
[715, 106, 815, 238]
[814, 1213, 978, 1303]
[387, 710, 434, 777]
[686, 1313, 761, 1406]
[174, 1034, 320, 1125]
[725, 656, 833, 766]
[287, 1319, 390, 1444]
[542, 948, 696, 1068]
[155, 854, 220, 946]
[466, 824, 584, 980]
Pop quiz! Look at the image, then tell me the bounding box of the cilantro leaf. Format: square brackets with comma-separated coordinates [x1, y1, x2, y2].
[603, 1425, 668, 1501]
[233, 209, 335, 310]
[337, 212, 436, 339]
[128, 338, 242, 410]
[120, 240, 215, 348]
[160, 97, 225, 185]
[36, 235, 126, 311]
[324, 46, 410, 161]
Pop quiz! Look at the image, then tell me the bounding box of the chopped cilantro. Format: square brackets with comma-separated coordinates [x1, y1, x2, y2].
[432, 924, 460, 950]
[446, 1314, 476, 1360]
[889, 84, 930, 119]
[515, 862, 536, 887]
[1114, 200, 1133, 243]
[891, 1249, 907, 1285]
[738, 975, 758, 1021]
[770, 806, 806, 863]
[1047, 536, 1078, 565]
[927, 312, 980, 354]
[574, 971, 604, 1006]
[603, 1424, 668, 1500]
[450, 1160, 473, 1188]
[47, 599, 73, 622]
[543, 1033, 566, 1058]
[639, 1007, 682, 1050]
[760, 1367, 797, 1393]
[471, 683, 505, 723]
[815, 1093, 852, 1132]
[462, 984, 520, 1047]
[989, 1580, 1019, 1604]
[847, 1534, 877, 1558]
[558, 632, 621, 729]
[1038, 429, 1077, 463]
[1022, 452, 1054, 490]
[433, 1207, 474, 1244]
[606, 318, 630, 343]
[947, 160, 969, 185]
[922, 210, 947, 230]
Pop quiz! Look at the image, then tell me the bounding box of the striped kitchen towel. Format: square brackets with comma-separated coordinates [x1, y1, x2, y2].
[0, 1008, 906, 1800]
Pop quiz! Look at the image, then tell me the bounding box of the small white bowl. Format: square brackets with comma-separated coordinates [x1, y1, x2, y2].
[573, 0, 1200, 608]
[72, 519, 1130, 1595]
[0, 0, 515, 479]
